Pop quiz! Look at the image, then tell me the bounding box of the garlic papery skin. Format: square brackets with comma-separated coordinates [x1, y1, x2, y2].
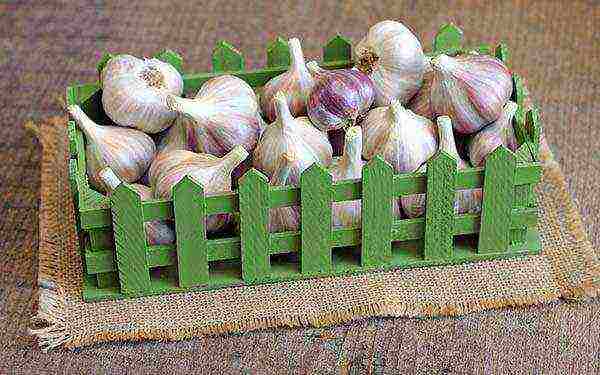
[306, 61, 375, 132]
[166, 74, 264, 158]
[355, 20, 426, 106]
[260, 38, 315, 122]
[98, 167, 175, 246]
[469, 101, 519, 167]
[253, 92, 333, 185]
[269, 153, 301, 232]
[401, 116, 483, 218]
[155, 115, 192, 157]
[67, 105, 156, 193]
[430, 53, 512, 134]
[407, 56, 434, 120]
[101, 54, 183, 133]
[329, 127, 364, 228]
[149, 146, 249, 233]
[361, 100, 437, 174]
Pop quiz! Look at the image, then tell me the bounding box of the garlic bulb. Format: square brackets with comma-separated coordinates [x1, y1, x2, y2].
[67, 105, 156, 193]
[329, 127, 363, 228]
[269, 153, 301, 232]
[469, 101, 519, 167]
[165, 75, 264, 157]
[306, 61, 375, 132]
[407, 56, 434, 120]
[430, 53, 512, 134]
[155, 115, 192, 156]
[97, 167, 175, 246]
[401, 116, 483, 218]
[361, 100, 437, 174]
[355, 20, 426, 106]
[101, 54, 183, 133]
[260, 38, 315, 122]
[253, 92, 333, 184]
[148, 146, 249, 232]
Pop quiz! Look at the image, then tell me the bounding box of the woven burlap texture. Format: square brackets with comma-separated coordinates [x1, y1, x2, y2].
[29, 116, 600, 351]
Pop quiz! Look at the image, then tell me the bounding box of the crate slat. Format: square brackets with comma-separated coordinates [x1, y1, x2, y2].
[174, 176, 209, 288]
[301, 164, 333, 275]
[478, 147, 517, 253]
[424, 152, 457, 260]
[212, 40, 244, 72]
[361, 157, 393, 267]
[323, 34, 352, 62]
[266, 37, 290, 67]
[239, 169, 270, 282]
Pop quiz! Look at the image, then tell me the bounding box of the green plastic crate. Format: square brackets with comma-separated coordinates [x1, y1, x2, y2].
[66, 24, 544, 302]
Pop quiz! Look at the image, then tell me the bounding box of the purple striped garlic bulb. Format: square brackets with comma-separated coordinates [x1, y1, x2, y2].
[330, 127, 364, 228]
[430, 53, 512, 134]
[260, 38, 315, 122]
[306, 61, 375, 132]
[401, 116, 483, 218]
[148, 146, 249, 233]
[101, 54, 183, 133]
[407, 56, 434, 120]
[253, 92, 333, 185]
[469, 101, 519, 167]
[268, 153, 301, 232]
[361, 100, 437, 174]
[355, 20, 426, 106]
[67, 105, 156, 193]
[165, 75, 265, 158]
[98, 167, 175, 246]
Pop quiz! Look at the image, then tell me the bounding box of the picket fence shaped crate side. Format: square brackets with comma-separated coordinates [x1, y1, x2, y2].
[63, 24, 544, 301]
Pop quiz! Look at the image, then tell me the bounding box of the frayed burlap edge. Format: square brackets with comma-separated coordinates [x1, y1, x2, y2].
[27, 118, 598, 351]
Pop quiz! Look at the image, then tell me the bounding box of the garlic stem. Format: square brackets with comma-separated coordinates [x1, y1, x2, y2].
[219, 145, 249, 174]
[165, 95, 211, 122]
[97, 167, 123, 192]
[288, 38, 307, 70]
[273, 92, 294, 125]
[437, 116, 460, 159]
[67, 105, 100, 139]
[340, 126, 363, 174]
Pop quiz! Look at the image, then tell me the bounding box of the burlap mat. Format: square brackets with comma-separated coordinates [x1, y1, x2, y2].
[27, 116, 599, 351]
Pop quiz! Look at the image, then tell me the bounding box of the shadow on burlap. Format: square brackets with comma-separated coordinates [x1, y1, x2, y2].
[27, 116, 600, 351]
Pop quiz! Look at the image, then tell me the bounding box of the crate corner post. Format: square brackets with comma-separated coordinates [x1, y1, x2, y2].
[212, 40, 244, 73]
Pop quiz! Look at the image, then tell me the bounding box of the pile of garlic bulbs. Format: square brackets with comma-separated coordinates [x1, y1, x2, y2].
[68, 20, 520, 243]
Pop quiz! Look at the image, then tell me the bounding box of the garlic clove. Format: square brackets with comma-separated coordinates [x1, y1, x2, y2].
[149, 146, 249, 233]
[401, 116, 483, 218]
[362, 100, 437, 174]
[430, 53, 512, 134]
[254, 91, 333, 185]
[468, 101, 519, 167]
[407, 56, 435, 120]
[330, 126, 364, 228]
[355, 20, 426, 106]
[268, 153, 301, 232]
[67, 105, 156, 193]
[260, 38, 315, 122]
[165, 75, 264, 158]
[306, 61, 375, 132]
[97, 167, 175, 246]
[101, 54, 183, 134]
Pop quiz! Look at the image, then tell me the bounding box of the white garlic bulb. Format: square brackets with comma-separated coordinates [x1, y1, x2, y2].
[362, 100, 437, 174]
[253, 92, 333, 185]
[260, 38, 315, 122]
[407, 56, 434, 120]
[329, 127, 363, 228]
[166, 75, 265, 158]
[67, 105, 156, 193]
[269, 153, 301, 232]
[355, 20, 426, 106]
[469, 101, 519, 167]
[101, 54, 183, 133]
